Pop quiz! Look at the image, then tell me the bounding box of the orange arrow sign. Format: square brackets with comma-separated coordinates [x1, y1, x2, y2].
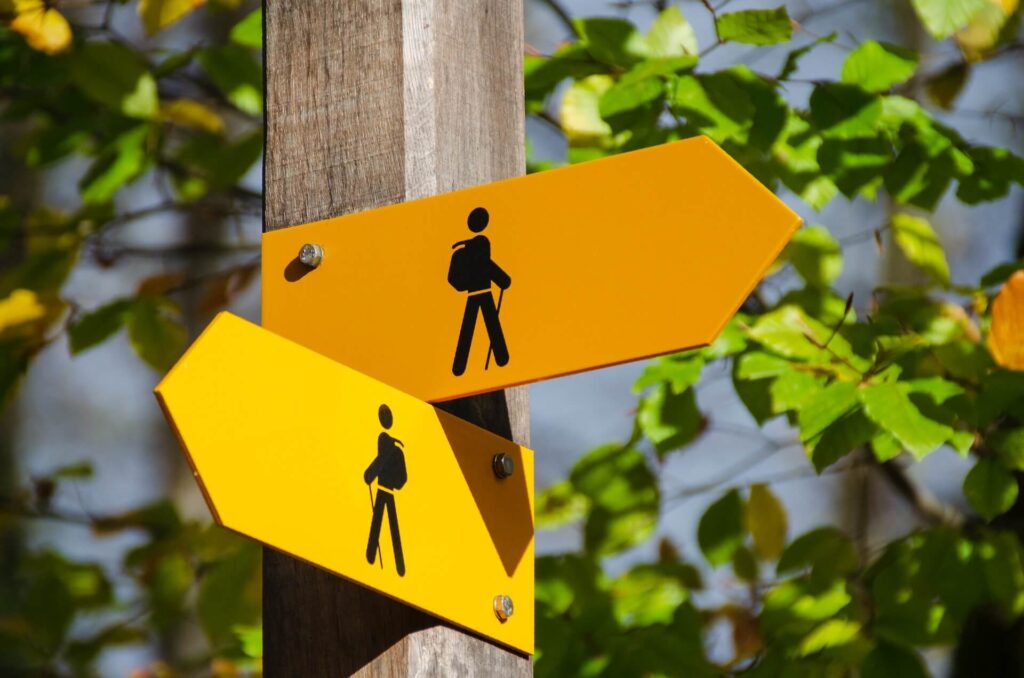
[263, 136, 801, 403]
[155, 313, 534, 653]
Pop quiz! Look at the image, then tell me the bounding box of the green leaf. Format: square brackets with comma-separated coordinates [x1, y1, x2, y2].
[174, 131, 263, 199]
[71, 42, 159, 119]
[637, 385, 704, 458]
[769, 368, 825, 414]
[715, 7, 792, 45]
[762, 579, 853, 633]
[747, 484, 787, 560]
[574, 17, 648, 67]
[697, 489, 744, 567]
[735, 351, 791, 380]
[905, 377, 965, 405]
[957, 146, 1024, 204]
[198, 45, 263, 116]
[733, 366, 775, 426]
[198, 542, 261, 645]
[862, 642, 928, 678]
[963, 458, 1018, 521]
[644, 5, 697, 57]
[817, 136, 892, 198]
[535, 480, 589, 529]
[69, 299, 133, 353]
[127, 297, 186, 372]
[634, 355, 704, 393]
[841, 41, 918, 93]
[809, 408, 877, 472]
[860, 383, 952, 459]
[992, 428, 1024, 471]
[910, 0, 990, 39]
[24, 573, 75, 652]
[571, 445, 659, 555]
[891, 213, 951, 287]
[230, 8, 262, 48]
[798, 619, 861, 656]
[778, 527, 858, 583]
[535, 554, 607, 618]
[79, 125, 152, 205]
[981, 261, 1024, 288]
[524, 43, 605, 111]
[672, 73, 753, 145]
[810, 84, 882, 139]
[750, 305, 850, 365]
[798, 380, 858, 445]
[599, 74, 664, 122]
[234, 624, 263, 659]
[611, 563, 692, 627]
[781, 224, 843, 287]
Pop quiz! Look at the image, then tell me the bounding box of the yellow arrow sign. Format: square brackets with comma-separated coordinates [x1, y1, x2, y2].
[263, 136, 801, 403]
[155, 313, 534, 653]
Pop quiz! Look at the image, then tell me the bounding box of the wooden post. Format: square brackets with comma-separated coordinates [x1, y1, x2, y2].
[262, 1, 530, 675]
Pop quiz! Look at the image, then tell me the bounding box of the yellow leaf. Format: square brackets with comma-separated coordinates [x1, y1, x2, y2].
[159, 98, 225, 134]
[0, 289, 46, 333]
[989, 270, 1024, 370]
[9, 1, 71, 55]
[560, 75, 613, 145]
[746, 483, 787, 560]
[956, 0, 1018, 61]
[138, 0, 206, 36]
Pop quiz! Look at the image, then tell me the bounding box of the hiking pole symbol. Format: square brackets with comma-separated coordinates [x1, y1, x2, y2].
[368, 484, 383, 569]
[485, 287, 505, 370]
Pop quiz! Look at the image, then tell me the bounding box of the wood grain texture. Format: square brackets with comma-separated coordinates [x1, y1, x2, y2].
[263, 0, 529, 674]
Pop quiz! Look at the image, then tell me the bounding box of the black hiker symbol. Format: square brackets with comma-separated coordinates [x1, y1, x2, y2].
[447, 207, 511, 376]
[364, 404, 407, 576]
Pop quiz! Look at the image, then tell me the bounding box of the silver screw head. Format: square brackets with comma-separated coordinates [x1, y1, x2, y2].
[492, 453, 514, 479]
[493, 594, 514, 622]
[298, 243, 324, 268]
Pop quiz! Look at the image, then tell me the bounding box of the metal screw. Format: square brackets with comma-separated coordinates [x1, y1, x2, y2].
[493, 595, 514, 622]
[298, 243, 324, 268]
[492, 453, 514, 479]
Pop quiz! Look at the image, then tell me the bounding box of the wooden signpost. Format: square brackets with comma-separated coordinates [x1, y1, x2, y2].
[156, 313, 534, 653]
[263, 136, 801, 403]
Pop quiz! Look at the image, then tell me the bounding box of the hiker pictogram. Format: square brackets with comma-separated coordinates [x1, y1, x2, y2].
[448, 207, 511, 376]
[364, 404, 407, 576]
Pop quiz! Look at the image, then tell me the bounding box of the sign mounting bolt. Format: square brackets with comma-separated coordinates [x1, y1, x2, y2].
[492, 453, 514, 479]
[298, 243, 324, 268]
[493, 595, 513, 622]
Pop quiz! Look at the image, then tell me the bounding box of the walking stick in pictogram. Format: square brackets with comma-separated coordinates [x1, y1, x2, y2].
[368, 484, 382, 569]
[485, 287, 505, 370]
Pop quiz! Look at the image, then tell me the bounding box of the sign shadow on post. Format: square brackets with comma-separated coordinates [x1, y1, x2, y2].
[435, 410, 533, 578]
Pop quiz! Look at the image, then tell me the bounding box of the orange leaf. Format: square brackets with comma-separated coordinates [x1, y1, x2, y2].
[989, 270, 1024, 370]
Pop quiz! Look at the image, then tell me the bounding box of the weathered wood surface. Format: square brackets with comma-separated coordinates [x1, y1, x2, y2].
[263, 0, 530, 674]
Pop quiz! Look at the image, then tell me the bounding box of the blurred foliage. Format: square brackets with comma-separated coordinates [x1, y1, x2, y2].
[528, 1, 1024, 675]
[0, 0, 1023, 675]
[0, 0, 263, 675]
